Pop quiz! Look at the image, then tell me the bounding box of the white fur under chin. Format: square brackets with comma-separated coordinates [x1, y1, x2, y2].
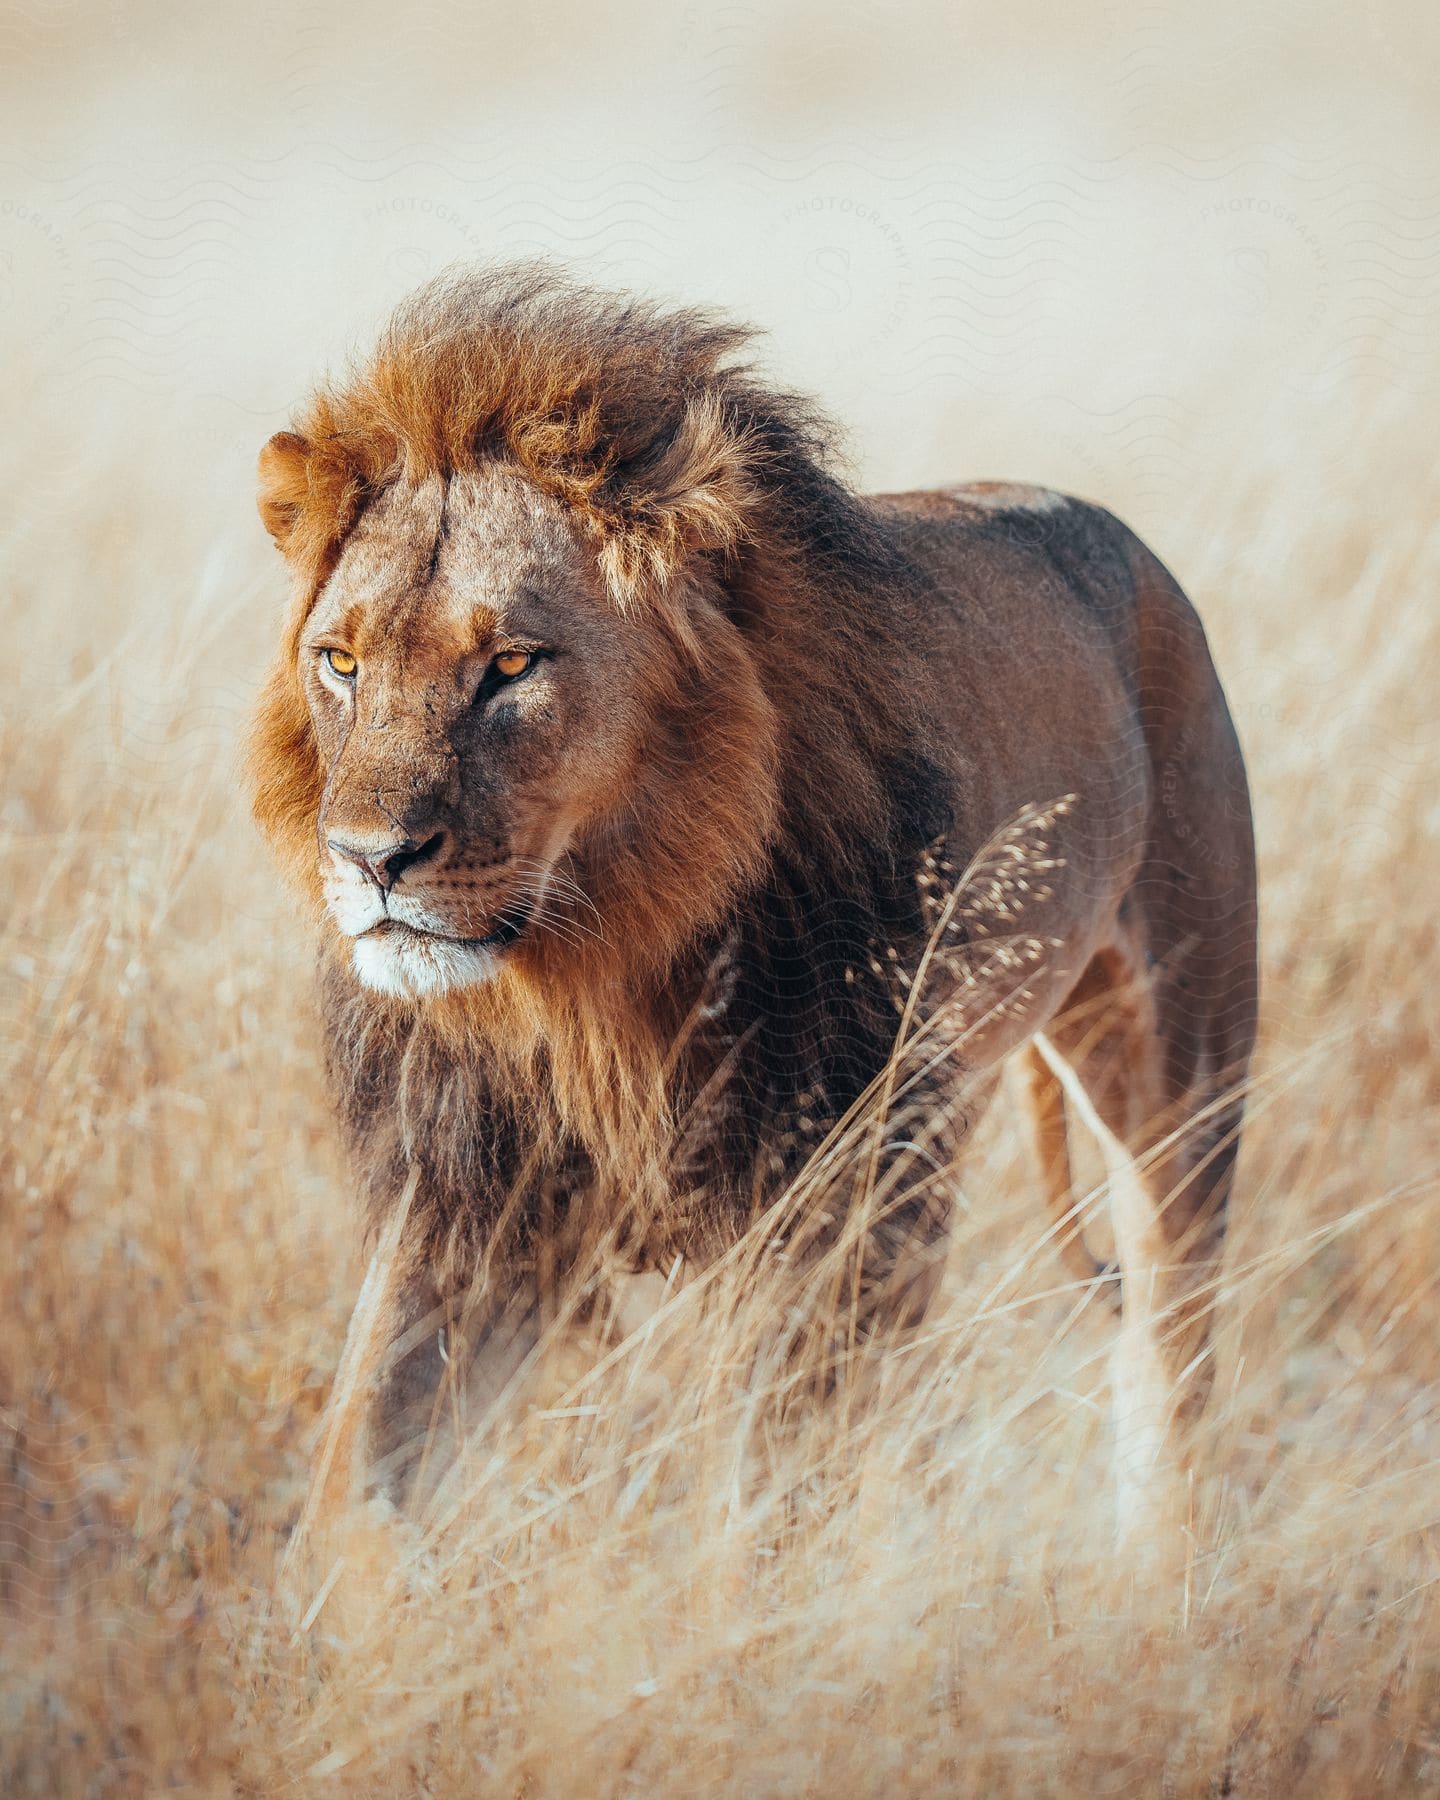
[351, 930, 502, 999]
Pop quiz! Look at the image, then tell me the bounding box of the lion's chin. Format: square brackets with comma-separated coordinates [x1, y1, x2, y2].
[350, 924, 505, 1000]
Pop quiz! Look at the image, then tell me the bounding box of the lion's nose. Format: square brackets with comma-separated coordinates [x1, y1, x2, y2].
[327, 829, 446, 892]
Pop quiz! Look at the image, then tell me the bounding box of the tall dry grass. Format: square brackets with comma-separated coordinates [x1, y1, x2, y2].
[1, 370, 1438, 1794]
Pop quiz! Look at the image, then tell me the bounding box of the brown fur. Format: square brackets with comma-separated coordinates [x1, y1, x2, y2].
[248, 266, 1258, 1498]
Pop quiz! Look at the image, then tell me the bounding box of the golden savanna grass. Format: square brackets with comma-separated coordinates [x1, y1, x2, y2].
[3, 384, 1439, 1792]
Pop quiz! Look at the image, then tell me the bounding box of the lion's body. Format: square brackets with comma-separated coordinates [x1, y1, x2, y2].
[250, 269, 1257, 1503]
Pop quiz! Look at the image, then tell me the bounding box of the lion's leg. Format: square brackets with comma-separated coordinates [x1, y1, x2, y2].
[1105, 1063, 1246, 1557]
[1092, 1063, 1190, 1546]
[1042, 935, 1252, 1550]
[1034, 1052, 1184, 1558]
[369, 1269, 451, 1499]
[854, 1068, 1004, 1339]
[1103, 540, 1257, 1536]
[370, 1261, 545, 1504]
[1017, 1040, 1115, 1299]
[1128, 1049, 1248, 1441]
[1035, 948, 1193, 1549]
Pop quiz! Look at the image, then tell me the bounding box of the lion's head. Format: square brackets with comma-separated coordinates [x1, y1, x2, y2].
[249, 267, 913, 1008]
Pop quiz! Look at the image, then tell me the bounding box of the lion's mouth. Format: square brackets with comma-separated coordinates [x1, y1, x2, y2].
[365, 903, 532, 952]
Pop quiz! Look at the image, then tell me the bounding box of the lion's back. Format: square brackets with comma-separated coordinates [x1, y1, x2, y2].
[867, 481, 1146, 651]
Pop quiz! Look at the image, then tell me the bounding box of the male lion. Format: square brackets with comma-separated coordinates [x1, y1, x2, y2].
[249, 266, 1257, 1513]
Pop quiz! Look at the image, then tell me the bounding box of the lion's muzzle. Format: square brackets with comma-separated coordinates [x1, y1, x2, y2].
[319, 808, 547, 998]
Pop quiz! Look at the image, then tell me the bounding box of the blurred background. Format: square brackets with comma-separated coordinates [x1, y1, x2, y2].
[3, 2, 1439, 1791]
[4, 0, 1437, 511]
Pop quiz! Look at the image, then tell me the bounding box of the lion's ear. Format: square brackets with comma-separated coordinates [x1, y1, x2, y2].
[257, 430, 313, 552]
[599, 395, 759, 616]
[641, 393, 757, 559]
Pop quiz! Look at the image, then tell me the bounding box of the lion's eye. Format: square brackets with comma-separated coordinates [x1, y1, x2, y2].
[325, 649, 358, 679]
[493, 650, 532, 680]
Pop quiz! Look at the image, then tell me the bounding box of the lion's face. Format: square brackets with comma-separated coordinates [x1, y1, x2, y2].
[297, 466, 661, 999]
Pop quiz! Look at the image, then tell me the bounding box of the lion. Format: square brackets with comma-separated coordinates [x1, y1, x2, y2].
[249, 265, 1258, 1517]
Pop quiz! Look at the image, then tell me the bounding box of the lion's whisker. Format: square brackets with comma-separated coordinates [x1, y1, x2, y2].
[507, 867, 612, 943]
[504, 873, 609, 948]
[509, 856, 603, 925]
